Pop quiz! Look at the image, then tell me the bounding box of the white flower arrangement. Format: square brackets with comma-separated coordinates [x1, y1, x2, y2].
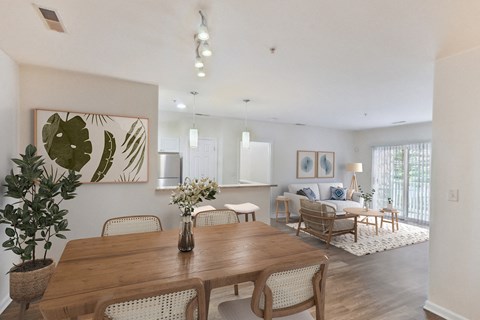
[169, 177, 219, 216]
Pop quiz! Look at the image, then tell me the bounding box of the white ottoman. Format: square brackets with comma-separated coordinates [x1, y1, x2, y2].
[224, 203, 260, 222]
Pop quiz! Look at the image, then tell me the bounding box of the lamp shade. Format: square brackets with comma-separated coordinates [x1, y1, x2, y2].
[346, 162, 363, 173]
[242, 131, 250, 149]
[189, 128, 198, 148]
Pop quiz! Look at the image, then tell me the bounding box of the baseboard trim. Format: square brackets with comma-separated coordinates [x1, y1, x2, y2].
[0, 295, 12, 314]
[424, 300, 469, 320]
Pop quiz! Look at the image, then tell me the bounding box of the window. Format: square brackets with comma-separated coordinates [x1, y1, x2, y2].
[372, 142, 431, 224]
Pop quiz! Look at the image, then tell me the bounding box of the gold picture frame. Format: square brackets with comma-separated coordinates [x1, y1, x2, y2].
[296, 150, 316, 179]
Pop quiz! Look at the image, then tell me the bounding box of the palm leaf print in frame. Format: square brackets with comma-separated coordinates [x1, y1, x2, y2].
[35, 109, 149, 183]
[121, 118, 147, 181]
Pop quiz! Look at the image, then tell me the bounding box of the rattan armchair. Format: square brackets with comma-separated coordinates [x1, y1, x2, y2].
[297, 199, 357, 248]
[218, 255, 329, 320]
[93, 278, 206, 320]
[193, 209, 239, 227]
[101, 215, 163, 236]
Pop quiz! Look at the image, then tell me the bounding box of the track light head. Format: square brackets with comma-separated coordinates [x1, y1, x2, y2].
[197, 11, 210, 41]
[201, 41, 212, 57]
[197, 67, 206, 77]
[195, 57, 204, 68]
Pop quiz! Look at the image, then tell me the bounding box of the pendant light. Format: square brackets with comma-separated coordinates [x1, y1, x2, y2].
[190, 91, 199, 148]
[242, 99, 250, 149]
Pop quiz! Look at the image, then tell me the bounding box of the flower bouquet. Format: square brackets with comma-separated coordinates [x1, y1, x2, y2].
[169, 177, 219, 251]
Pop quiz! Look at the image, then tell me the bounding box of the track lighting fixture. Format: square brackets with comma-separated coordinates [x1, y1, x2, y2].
[194, 10, 212, 77]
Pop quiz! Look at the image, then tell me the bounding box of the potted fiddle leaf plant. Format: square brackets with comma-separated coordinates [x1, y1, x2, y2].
[0, 144, 81, 304]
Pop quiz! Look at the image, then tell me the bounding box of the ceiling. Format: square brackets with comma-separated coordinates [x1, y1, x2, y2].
[2, 1, 480, 130]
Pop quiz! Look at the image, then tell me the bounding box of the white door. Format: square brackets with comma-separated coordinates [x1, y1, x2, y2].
[188, 138, 218, 180]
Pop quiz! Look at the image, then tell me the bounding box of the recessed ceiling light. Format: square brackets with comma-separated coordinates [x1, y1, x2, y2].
[174, 100, 186, 109]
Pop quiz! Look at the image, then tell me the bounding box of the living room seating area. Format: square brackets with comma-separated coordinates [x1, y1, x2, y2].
[284, 182, 363, 218]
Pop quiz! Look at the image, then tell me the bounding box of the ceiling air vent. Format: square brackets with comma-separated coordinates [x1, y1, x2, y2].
[35, 5, 66, 33]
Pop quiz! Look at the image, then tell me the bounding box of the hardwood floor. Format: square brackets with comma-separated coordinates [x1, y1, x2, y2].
[1, 218, 444, 320]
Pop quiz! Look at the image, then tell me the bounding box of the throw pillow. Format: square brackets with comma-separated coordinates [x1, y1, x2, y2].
[297, 189, 307, 197]
[330, 186, 347, 200]
[302, 187, 317, 201]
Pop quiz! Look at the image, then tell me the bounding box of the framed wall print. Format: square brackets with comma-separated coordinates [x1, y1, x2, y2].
[296, 150, 316, 179]
[35, 109, 149, 183]
[317, 151, 335, 178]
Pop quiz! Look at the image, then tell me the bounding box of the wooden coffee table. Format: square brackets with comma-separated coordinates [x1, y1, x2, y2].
[343, 207, 384, 235]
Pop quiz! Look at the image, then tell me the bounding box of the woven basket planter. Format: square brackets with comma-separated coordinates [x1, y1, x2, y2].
[9, 259, 55, 302]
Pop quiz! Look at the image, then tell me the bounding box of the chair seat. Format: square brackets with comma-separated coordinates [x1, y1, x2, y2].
[225, 203, 259, 213]
[218, 297, 314, 320]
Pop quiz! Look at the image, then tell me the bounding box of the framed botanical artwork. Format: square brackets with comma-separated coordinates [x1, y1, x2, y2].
[296, 151, 316, 179]
[317, 151, 335, 178]
[35, 109, 149, 183]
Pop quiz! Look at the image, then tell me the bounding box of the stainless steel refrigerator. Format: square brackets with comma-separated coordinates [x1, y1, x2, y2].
[157, 152, 182, 188]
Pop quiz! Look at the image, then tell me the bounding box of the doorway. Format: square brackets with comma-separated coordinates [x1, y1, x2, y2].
[188, 138, 218, 180]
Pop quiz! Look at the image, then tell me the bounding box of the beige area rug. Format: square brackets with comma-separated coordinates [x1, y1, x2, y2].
[286, 221, 429, 256]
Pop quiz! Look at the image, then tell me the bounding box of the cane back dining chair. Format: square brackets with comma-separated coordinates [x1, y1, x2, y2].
[93, 278, 206, 320]
[193, 209, 239, 227]
[218, 255, 329, 320]
[298, 199, 357, 248]
[101, 215, 163, 236]
[193, 209, 240, 295]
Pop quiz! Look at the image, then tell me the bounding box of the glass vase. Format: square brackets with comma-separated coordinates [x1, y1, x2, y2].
[363, 201, 370, 212]
[178, 215, 194, 252]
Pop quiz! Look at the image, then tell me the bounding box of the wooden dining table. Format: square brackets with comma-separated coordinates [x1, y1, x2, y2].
[39, 221, 327, 320]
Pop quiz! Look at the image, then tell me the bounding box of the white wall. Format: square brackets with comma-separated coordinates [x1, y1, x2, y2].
[18, 65, 160, 262]
[353, 122, 432, 190]
[0, 49, 19, 312]
[424, 48, 480, 320]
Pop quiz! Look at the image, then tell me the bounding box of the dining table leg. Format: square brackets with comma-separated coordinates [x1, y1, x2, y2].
[204, 281, 212, 317]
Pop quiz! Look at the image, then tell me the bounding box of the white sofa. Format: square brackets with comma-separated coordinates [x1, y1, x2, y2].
[284, 182, 363, 217]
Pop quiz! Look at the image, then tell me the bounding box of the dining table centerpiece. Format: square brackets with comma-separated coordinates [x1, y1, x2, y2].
[169, 177, 219, 252]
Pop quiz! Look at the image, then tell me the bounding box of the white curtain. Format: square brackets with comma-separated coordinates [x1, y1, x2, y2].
[372, 142, 431, 224]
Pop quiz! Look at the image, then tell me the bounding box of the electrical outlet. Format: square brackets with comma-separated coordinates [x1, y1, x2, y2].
[448, 189, 459, 202]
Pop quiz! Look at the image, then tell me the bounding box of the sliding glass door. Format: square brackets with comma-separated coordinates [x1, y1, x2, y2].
[372, 142, 431, 224]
